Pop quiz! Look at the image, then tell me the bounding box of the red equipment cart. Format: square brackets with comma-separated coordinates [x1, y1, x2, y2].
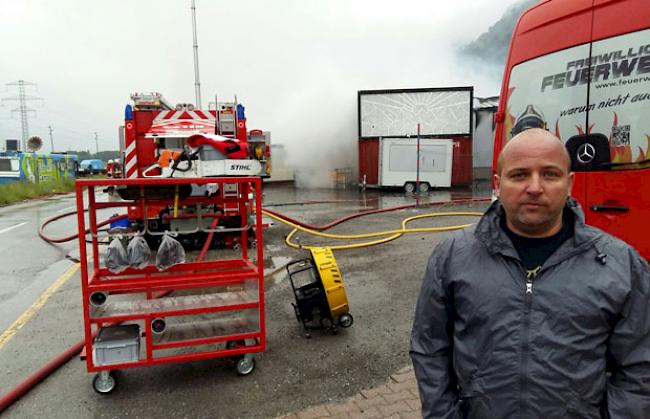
[75, 176, 264, 394]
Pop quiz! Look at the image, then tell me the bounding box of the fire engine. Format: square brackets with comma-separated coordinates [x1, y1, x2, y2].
[120, 92, 270, 180]
[113, 92, 272, 249]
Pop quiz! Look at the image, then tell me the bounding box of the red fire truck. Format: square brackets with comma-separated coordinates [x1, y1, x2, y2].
[493, 0, 650, 259]
[121, 92, 271, 180]
[115, 92, 272, 248]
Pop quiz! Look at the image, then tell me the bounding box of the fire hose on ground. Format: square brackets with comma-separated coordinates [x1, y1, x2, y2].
[263, 210, 482, 250]
[0, 196, 489, 413]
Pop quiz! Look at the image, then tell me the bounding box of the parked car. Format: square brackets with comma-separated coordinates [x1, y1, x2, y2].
[77, 159, 106, 176]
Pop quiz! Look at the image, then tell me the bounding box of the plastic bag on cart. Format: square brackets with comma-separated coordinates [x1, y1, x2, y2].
[127, 236, 151, 269]
[155, 233, 185, 271]
[105, 237, 129, 273]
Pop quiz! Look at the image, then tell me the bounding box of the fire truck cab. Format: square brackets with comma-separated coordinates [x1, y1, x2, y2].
[493, 0, 650, 259]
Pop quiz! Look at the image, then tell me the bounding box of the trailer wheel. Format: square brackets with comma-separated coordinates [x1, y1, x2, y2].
[418, 183, 430, 193]
[93, 371, 118, 394]
[235, 355, 256, 376]
[404, 182, 416, 193]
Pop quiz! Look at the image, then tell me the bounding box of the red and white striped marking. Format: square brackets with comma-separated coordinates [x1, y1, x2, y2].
[153, 110, 216, 122]
[124, 120, 138, 178]
[150, 110, 217, 134]
[125, 140, 138, 178]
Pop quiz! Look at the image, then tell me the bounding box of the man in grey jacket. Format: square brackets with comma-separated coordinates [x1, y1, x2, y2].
[410, 129, 650, 418]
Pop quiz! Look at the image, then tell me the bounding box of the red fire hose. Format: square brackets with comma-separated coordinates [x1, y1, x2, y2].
[38, 209, 128, 244]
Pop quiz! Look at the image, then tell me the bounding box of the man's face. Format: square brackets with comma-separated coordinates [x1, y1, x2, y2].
[494, 134, 574, 237]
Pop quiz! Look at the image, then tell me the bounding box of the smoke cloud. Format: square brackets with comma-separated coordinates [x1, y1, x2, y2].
[459, 0, 537, 83]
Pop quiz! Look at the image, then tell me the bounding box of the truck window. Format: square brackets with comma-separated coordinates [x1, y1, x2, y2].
[504, 42, 591, 148]
[504, 28, 650, 171]
[588, 28, 650, 168]
[0, 158, 19, 172]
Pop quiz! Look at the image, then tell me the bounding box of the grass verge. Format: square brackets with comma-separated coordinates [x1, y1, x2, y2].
[0, 178, 76, 206]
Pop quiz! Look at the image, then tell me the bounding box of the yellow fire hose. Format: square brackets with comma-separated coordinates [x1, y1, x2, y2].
[261, 210, 483, 251]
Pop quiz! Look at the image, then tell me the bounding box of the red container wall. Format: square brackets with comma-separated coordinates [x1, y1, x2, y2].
[452, 136, 473, 187]
[358, 139, 379, 185]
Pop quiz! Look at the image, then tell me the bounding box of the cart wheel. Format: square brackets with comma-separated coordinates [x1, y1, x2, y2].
[338, 313, 354, 328]
[235, 356, 256, 376]
[93, 371, 117, 394]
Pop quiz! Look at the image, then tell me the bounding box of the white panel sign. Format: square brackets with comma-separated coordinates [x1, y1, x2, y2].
[360, 90, 471, 137]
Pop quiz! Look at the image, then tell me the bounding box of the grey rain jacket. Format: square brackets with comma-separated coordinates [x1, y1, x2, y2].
[410, 199, 650, 419]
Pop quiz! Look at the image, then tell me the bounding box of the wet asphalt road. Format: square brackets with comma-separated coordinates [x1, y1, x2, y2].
[0, 190, 117, 333]
[0, 193, 82, 332]
[0, 183, 489, 418]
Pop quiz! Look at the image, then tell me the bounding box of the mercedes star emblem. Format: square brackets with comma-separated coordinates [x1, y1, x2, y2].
[577, 143, 596, 164]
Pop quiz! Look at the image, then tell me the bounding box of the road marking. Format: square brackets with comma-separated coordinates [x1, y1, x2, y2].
[56, 205, 76, 213]
[0, 222, 27, 235]
[0, 263, 80, 349]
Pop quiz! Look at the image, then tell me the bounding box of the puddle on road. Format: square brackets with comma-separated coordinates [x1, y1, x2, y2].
[261, 184, 491, 214]
[265, 244, 285, 253]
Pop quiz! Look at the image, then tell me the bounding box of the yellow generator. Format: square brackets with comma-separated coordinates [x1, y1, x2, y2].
[286, 247, 353, 337]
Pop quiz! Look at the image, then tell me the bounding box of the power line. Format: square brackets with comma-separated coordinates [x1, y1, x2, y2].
[1, 80, 43, 151]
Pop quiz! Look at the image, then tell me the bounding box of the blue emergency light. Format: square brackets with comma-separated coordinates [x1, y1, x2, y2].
[125, 104, 133, 121]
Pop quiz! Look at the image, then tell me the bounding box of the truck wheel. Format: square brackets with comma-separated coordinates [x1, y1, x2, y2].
[404, 182, 416, 193]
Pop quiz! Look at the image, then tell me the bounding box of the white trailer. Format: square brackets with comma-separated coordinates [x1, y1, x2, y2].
[378, 137, 453, 192]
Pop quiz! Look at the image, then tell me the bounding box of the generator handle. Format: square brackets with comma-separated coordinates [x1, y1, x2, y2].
[285, 258, 313, 292]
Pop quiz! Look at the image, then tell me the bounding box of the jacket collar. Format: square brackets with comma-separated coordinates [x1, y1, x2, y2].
[474, 197, 598, 260]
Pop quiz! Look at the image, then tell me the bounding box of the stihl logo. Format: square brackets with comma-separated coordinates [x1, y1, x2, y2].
[230, 164, 251, 171]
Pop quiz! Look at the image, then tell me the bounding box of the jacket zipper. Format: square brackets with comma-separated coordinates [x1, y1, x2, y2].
[520, 265, 540, 417]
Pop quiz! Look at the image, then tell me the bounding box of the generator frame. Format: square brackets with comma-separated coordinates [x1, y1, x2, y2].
[286, 248, 353, 338]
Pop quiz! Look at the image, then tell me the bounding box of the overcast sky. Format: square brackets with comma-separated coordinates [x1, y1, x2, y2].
[0, 0, 523, 184]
